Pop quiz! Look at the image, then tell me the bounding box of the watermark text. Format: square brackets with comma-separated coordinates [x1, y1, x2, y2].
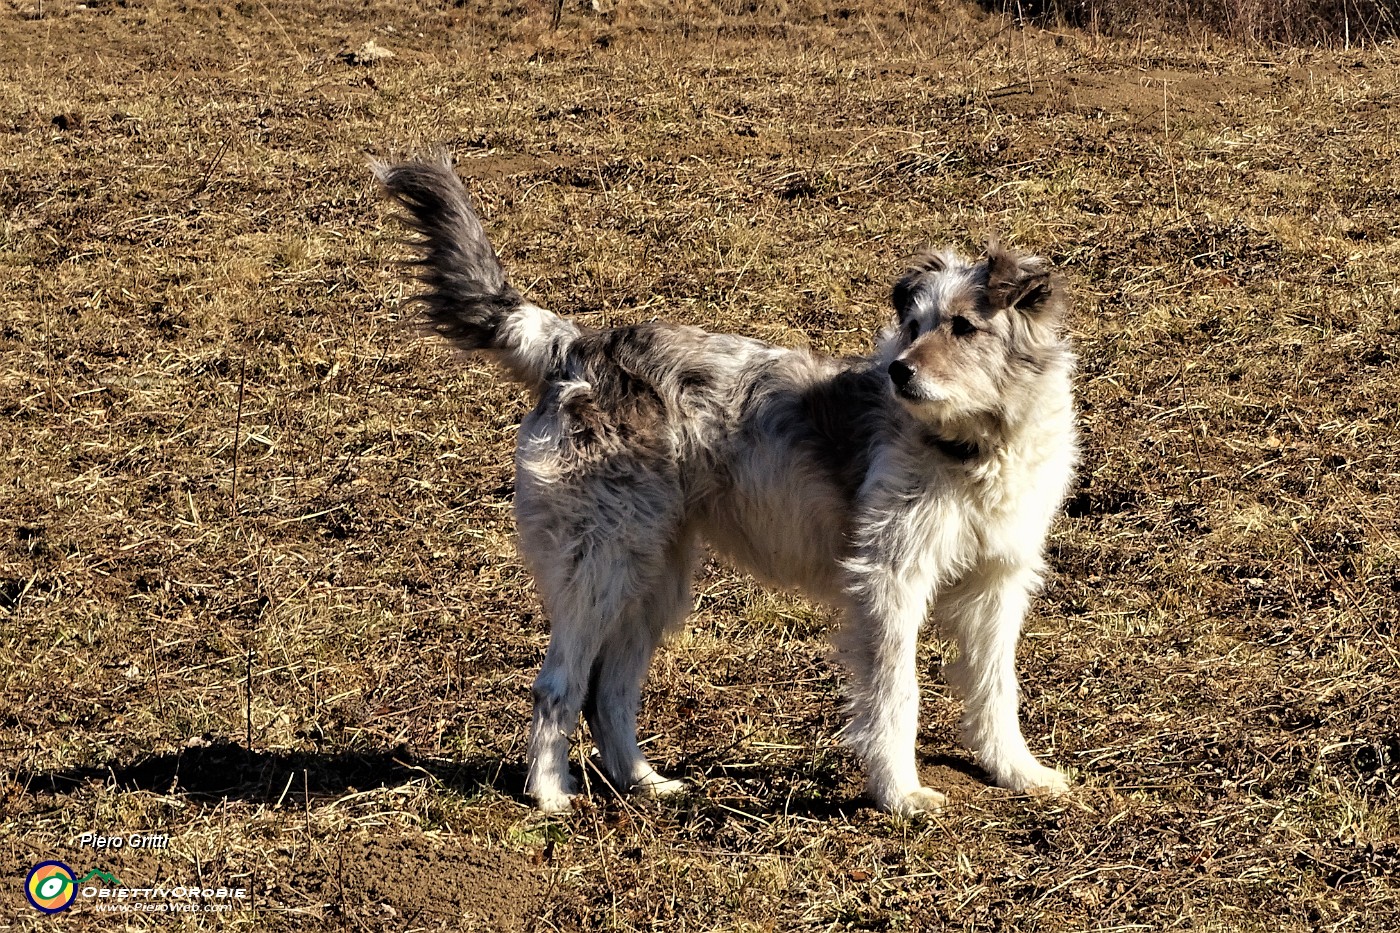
[78, 833, 170, 851]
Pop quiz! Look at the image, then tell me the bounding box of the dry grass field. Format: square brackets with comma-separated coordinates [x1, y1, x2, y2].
[3, 0, 1399, 929]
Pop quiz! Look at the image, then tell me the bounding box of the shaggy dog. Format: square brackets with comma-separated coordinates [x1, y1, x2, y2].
[376, 156, 1077, 816]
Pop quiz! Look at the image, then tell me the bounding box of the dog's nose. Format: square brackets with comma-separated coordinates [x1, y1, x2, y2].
[888, 359, 915, 389]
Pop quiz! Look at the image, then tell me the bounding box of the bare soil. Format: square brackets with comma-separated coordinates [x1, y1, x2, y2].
[2, 1, 1398, 930]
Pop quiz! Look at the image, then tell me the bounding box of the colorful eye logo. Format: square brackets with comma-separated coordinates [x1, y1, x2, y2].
[26, 861, 78, 913]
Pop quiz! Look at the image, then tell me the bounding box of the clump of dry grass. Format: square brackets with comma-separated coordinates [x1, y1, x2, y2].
[3, 0, 1399, 930]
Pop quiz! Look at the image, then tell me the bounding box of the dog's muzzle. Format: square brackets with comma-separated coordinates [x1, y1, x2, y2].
[889, 359, 946, 403]
[888, 359, 923, 401]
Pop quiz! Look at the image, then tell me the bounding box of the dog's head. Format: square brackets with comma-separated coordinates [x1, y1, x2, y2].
[882, 242, 1070, 427]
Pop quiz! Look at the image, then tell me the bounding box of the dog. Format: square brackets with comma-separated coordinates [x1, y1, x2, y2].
[375, 156, 1077, 816]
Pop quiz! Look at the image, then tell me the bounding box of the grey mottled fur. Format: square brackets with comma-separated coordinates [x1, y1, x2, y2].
[376, 156, 1079, 816]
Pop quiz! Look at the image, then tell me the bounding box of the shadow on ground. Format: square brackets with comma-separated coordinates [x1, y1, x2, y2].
[12, 739, 989, 820]
[12, 739, 524, 805]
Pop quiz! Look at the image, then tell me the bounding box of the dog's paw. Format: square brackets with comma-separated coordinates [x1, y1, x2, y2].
[1006, 764, 1071, 797]
[893, 786, 949, 816]
[633, 771, 689, 800]
[533, 790, 579, 814]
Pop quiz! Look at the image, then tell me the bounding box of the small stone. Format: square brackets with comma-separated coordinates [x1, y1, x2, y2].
[341, 40, 395, 66]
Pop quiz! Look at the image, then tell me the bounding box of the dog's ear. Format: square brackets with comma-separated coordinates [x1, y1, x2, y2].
[891, 251, 946, 322]
[985, 241, 1056, 315]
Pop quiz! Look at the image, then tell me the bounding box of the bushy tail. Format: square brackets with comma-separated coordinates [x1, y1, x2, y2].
[374, 155, 576, 388]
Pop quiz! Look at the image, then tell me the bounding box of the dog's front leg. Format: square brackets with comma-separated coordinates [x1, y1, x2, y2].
[939, 565, 1069, 796]
[838, 568, 945, 816]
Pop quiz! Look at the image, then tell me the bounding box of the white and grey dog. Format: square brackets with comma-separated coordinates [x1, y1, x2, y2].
[376, 156, 1077, 816]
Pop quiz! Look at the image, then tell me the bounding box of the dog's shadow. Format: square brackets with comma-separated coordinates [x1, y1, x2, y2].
[660, 749, 992, 821]
[13, 742, 991, 821]
[12, 739, 526, 808]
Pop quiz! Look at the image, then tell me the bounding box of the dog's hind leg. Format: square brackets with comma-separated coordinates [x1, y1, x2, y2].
[938, 566, 1069, 796]
[524, 541, 645, 812]
[525, 616, 603, 813]
[519, 472, 687, 813]
[582, 541, 694, 800]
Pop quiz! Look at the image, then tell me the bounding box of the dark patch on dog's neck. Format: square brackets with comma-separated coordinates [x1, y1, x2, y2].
[923, 431, 982, 462]
[790, 365, 891, 505]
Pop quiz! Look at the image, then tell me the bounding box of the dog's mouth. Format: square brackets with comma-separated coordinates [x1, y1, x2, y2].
[891, 379, 946, 405]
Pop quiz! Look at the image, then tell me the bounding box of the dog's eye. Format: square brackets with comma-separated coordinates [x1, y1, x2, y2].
[951, 316, 976, 337]
[906, 320, 920, 341]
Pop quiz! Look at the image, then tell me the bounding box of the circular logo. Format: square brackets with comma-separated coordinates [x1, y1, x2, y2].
[26, 861, 77, 913]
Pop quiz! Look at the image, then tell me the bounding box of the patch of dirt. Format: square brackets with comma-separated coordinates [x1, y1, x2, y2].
[6, 830, 550, 929]
[276, 834, 549, 929]
[987, 68, 1280, 128]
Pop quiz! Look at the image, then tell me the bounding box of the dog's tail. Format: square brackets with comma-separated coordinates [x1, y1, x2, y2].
[374, 155, 577, 389]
